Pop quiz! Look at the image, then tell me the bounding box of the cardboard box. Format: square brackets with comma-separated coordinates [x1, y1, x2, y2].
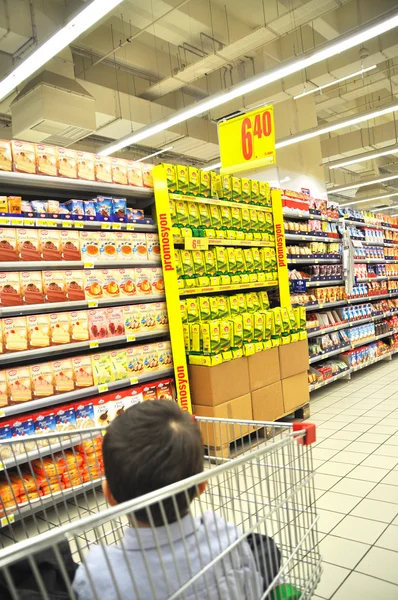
[193, 393, 252, 447]
[252, 381, 284, 422]
[278, 339, 309, 379]
[248, 347, 280, 391]
[189, 357, 250, 406]
[282, 371, 309, 413]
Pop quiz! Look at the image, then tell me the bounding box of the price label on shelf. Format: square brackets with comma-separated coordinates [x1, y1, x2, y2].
[112, 223, 122, 230]
[84, 262, 94, 269]
[126, 224, 135, 231]
[130, 377, 138, 386]
[75, 222, 84, 228]
[88, 301, 98, 308]
[11, 218, 23, 226]
[184, 237, 209, 251]
[0, 410, 5, 418]
[37, 219, 48, 227]
[47, 220, 57, 227]
[89, 341, 99, 349]
[101, 222, 111, 230]
[24, 219, 34, 227]
[318, 304, 324, 309]
[0, 218, 10, 226]
[98, 384, 108, 393]
[127, 334, 136, 342]
[0, 462, 3, 471]
[1, 514, 14, 528]
[62, 221, 73, 228]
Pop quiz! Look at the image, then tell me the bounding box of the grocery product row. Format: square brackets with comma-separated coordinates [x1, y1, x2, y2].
[284, 218, 340, 238]
[289, 264, 343, 283]
[341, 206, 398, 229]
[0, 340, 172, 408]
[0, 302, 168, 355]
[0, 268, 164, 308]
[0, 139, 153, 188]
[0, 228, 159, 263]
[286, 242, 341, 258]
[175, 246, 278, 290]
[163, 163, 272, 206]
[0, 195, 151, 225]
[169, 195, 274, 241]
[282, 190, 340, 220]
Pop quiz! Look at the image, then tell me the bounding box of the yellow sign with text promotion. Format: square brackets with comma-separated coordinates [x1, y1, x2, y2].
[218, 104, 276, 175]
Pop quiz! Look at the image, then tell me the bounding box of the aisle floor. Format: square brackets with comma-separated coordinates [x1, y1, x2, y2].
[310, 358, 398, 599]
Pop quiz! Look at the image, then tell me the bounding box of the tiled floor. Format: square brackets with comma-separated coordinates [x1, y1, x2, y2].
[310, 358, 398, 599]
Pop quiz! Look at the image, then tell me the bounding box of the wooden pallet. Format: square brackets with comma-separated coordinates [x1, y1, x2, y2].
[204, 402, 310, 460]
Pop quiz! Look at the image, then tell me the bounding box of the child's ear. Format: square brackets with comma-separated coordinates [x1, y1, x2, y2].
[198, 481, 207, 496]
[102, 480, 118, 506]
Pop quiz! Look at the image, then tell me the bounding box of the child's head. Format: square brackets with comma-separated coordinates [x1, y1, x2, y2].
[102, 400, 204, 525]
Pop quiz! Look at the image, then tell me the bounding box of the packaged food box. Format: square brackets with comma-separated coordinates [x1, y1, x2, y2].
[111, 158, 128, 185]
[154, 301, 168, 329]
[93, 396, 111, 428]
[49, 312, 71, 345]
[73, 355, 94, 388]
[54, 405, 77, 432]
[146, 233, 160, 260]
[26, 314, 49, 349]
[136, 303, 156, 330]
[16, 228, 40, 261]
[70, 310, 89, 342]
[112, 198, 127, 223]
[65, 199, 84, 219]
[126, 345, 144, 375]
[123, 305, 140, 334]
[127, 161, 143, 187]
[108, 395, 126, 420]
[149, 268, 164, 295]
[142, 383, 157, 401]
[176, 165, 188, 194]
[2, 317, 28, 353]
[96, 196, 112, 222]
[36, 144, 57, 177]
[0, 140, 12, 172]
[31, 363, 54, 398]
[57, 148, 77, 179]
[161, 164, 177, 192]
[11, 140, 36, 174]
[75, 400, 95, 429]
[0, 371, 6, 407]
[232, 177, 242, 201]
[101, 269, 121, 298]
[0, 228, 17, 263]
[39, 229, 62, 261]
[200, 170, 211, 198]
[0, 272, 22, 307]
[188, 167, 200, 195]
[110, 349, 128, 380]
[99, 231, 117, 261]
[135, 268, 152, 295]
[18, 272, 43, 307]
[175, 199, 189, 227]
[141, 163, 154, 188]
[131, 232, 147, 260]
[143, 344, 159, 372]
[60, 230, 81, 261]
[42, 271, 66, 303]
[11, 415, 35, 442]
[52, 359, 74, 393]
[64, 270, 85, 301]
[156, 379, 174, 401]
[119, 268, 137, 297]
[80, 230, 100, 262]
[88, 308, 109, 339]
[95, 155, 112, 183]
[76, 151, 95, 181]
[6, 366, 32, 404]
[92, 352, 115, 385]
[84, 269, 104, 300]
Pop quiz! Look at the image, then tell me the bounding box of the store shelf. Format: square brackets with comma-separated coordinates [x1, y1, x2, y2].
[347, 292, 398, 303]
[173, 237, 274, 247]
[180, 280, 278, 296]
[358, 241, 385, 247]
[169, 193, 272, 213]
[288, 258, 341, 265]
[285, 233, 341, 243]
[345, 219, 382, 230]
[283, 210, 340, 223]
[309, 369, 351, 392]
[0, 367, 174, 418]
[306, 280, 344, 287]
[304, 301, 347, 311]
[309, 346, 350, 364]
[0, 170, 153, 200]
[0, 478, 104, 528]
[0, 259, 161, 271]
[0, 329, 166, 366]
[357, 277, 387, 282]
[0, 216, 156, 232]
[350, 350, 395, 373]
[0, 294, 165, 318]
[354, 259, 385, 264]
[307, 312, 391, 339]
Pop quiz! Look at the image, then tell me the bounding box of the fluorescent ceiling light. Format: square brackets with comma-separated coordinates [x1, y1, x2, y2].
[385, 213, 398, 217]
[277, 103, 398, 149]
[339, 192, 398, 206]
[202, 161, 221, 171]
[329, 173, 398, 194]
[294, 65, 377, 99]
[136, 146, 173, 162]
[0, 0, 123, 102]
[98, 11, 398, 155]
[329, 146, 398, 170]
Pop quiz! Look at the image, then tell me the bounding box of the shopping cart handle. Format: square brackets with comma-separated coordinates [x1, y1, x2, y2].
[293, 422, 316, 446]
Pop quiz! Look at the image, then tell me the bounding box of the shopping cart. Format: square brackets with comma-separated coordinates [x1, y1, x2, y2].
[0, 418, 321, 599]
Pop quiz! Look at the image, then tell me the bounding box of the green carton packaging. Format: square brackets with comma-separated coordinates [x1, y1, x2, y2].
[161, 163, 178, 193]
[219, 320, 232, 352]
[200, 170, 211, 198]
[176, 165, 189, 194]
[242, 312, 254, 343]
[210, 172, 221, 197]
[222, 175, 233, 200]
[231, 177, 242, 201]
[241, 178, 251, 203]
[188, 167, 200, 195]
[198, 203, 211, 228]
[251, 180, 260, 204]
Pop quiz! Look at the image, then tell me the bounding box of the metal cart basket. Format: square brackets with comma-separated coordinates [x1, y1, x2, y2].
[0, 417, 321, 599]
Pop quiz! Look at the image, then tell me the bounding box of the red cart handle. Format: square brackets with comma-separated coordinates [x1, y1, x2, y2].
[293, 422, 316, 446]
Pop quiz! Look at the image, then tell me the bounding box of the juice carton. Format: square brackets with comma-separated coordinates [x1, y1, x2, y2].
[175, 199, 189, 228]
[192, 250, 206, 277]
[221, 175, 232, 200]
[251, 181, 260, 204]
[209, 205, 222, 230]
[219, 321, 232, 352]
[220, 206, 232, 230]
[231, 206, 242, 230]
[198, 203, 211, 228]
[259, 181, 271, 207]
[242, 313, 254, 343]
[176, 165, 189, 194]
[187, 201, 200, 229]
[188, 167, 200, 195]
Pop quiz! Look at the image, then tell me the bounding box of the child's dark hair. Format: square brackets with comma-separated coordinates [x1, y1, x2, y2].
[102, 400, 204, 525]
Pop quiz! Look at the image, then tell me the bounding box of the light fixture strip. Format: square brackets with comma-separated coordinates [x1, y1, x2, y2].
[329, 173, 398, 194]
[294, 65, 377, 99]
[329, 147, 398, 170]
[98, 11, 398, 155]
[136, 146, 173, 162]
[202, 162, 222, 171]
[0, 0, 124, 102]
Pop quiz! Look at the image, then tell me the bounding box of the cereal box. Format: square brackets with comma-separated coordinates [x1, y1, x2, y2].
[0, 140, 12, 172]
[39, 229, 62, 261]
[72, 355, 94, 388]
[105, 306, 125, 337]
[76, 151, 95, 181]
[119, 268, 137, 297]
[126, 345, 144, 375]
[2, 317, 28, 353]
[36, 144, 57, 177]
[64, 270, 85, 301]
[60, 230, 81, 261]
[88, 309, 109, 339]
[57, 147, 77, 179]
[52, 359, 75, 393]
[0, 272, 22, 307]
[101, 269, 120, 298]
[84, 269, 104, 300]
[111, 158, 128, 185]
[42, 271, 66, 303]
[0, 228, 17, 261]
[127, 160, 143, 187]
[92, 352, 115, 385]
[6, 366, 32, 404]
[11, 140, 36, 174]
[69, 310, 89, 342]
[49, 312, 71, 345]
[16, 228, 40, 261]
[27, 314, 50, 349]
[95, 154, 112, 183]
[31, 363, 54, 398]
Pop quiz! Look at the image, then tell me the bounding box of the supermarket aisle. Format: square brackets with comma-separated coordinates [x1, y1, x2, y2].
[310, 358, 398, 599]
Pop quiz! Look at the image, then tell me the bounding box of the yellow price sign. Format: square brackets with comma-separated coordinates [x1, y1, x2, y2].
[218, 104, 276, 174]
[184, 238, 209, 251]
